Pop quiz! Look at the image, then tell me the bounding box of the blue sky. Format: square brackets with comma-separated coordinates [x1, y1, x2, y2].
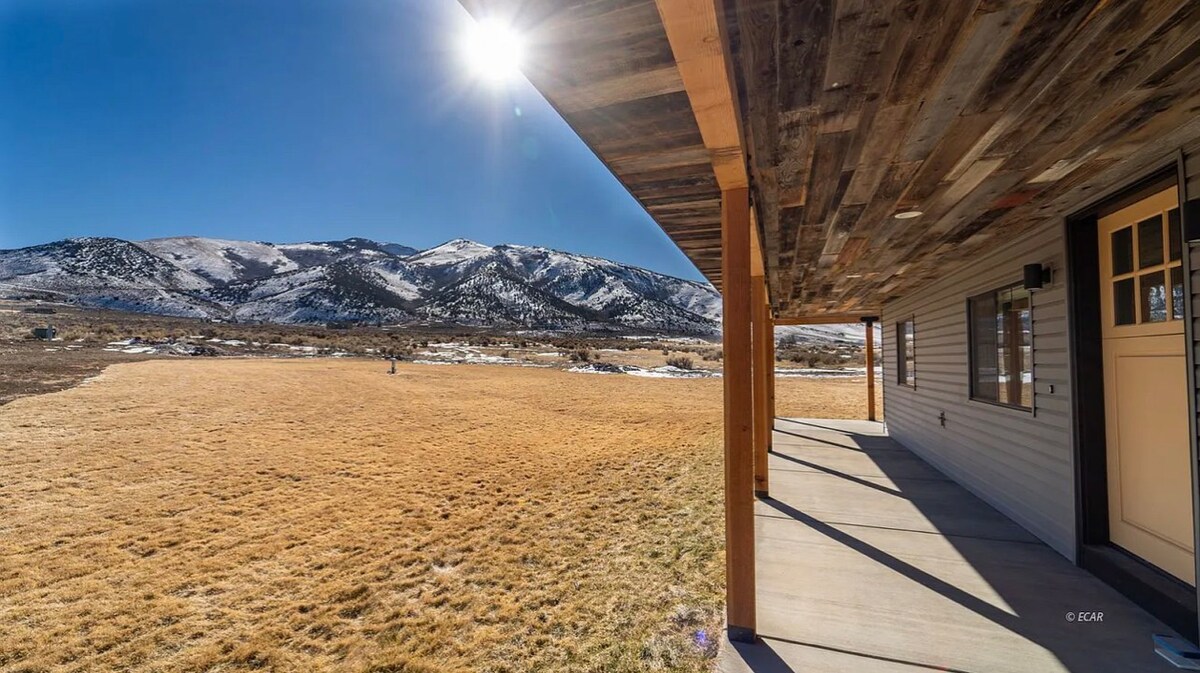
[0, 0, 705, 281]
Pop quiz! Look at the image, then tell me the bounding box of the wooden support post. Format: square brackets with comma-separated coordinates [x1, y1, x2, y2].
[767, 312, 775, 442]
[722, 187, 756, 643]
[862, 317, 877, 422]
[751, 278, 770, 498]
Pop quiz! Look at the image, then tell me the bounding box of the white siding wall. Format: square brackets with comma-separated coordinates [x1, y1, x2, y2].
[881, 219, 1075, 560]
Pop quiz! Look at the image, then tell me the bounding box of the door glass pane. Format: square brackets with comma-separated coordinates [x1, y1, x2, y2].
[1112, 226, 1134, 275]
[1114, 278, 1135, 325]
[1172, 266, 1185, 320]
[1140, 270, 1167, 323]
[1138, 215, 1164, 268]
[1169, 208, 1182, 262]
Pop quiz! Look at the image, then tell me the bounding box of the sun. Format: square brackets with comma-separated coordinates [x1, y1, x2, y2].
[462, 18, 524, 84]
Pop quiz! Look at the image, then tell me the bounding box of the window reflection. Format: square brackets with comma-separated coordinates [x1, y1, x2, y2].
[1140, 271, 1166, 323]
[970, 284, 1031, 410]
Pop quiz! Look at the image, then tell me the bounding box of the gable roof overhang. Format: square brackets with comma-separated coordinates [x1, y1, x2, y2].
[458, 0, 1200, 320]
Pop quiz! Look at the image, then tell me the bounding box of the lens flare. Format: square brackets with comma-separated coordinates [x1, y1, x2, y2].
[463, 19, 524, 84]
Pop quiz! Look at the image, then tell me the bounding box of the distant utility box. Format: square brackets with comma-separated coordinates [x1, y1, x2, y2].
[32, 325, 57, 340]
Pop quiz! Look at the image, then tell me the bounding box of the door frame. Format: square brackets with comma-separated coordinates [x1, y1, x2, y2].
[1064, 152, 1200, 640]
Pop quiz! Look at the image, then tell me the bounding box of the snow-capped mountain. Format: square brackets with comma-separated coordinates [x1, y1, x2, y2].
[0, 237, 221, 317]
[137, 236, 416, 285]
[0, 236, 725, 334]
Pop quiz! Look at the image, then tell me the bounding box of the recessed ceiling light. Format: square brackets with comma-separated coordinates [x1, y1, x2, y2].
[893, 210, 923, 219]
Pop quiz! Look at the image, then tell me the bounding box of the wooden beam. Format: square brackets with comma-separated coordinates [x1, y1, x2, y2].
[721, 186, 756, 643]
[750, 206, 765, 278]
[751, 277, 770, 498]
[863, 317, 877, 422]
[654, 0, 748, 191]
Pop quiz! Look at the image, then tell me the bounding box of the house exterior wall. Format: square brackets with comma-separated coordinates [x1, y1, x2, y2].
[880, 219, 1075, 560]
[1186, 152, 1200, 489]
[1186, 151, 1200, 592]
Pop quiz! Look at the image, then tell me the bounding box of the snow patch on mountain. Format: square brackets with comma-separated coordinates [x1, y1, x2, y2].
[138, 237, 298, 284]
[407, 238, 496, 267]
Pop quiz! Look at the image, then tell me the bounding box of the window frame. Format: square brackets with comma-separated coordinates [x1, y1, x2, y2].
[967, 282, 1034, 412]
[896, 318, 916, 388]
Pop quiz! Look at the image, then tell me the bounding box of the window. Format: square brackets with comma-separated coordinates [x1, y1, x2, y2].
[969, 284, 1032, 410]
[1109, 206, 1184, 325]
[896, 319, 915, 386]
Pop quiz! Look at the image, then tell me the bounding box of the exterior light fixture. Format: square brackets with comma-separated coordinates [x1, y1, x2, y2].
[1023, 263, 1052, 291]
[893, 210, 923, 219]
[1184, 198, 1200, 242]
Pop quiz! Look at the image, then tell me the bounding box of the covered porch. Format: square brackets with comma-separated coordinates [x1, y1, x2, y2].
[720, 418, 1179, 672]
[456, 0, 1200, 662]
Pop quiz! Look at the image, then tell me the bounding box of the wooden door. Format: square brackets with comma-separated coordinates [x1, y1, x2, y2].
[1099, 186, 1194, 585]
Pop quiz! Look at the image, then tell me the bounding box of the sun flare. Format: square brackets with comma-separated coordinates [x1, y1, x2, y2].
[463, 18, 524, 84]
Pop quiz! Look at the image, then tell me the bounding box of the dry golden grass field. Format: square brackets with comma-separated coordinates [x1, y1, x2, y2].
[0, 359, 874, 672]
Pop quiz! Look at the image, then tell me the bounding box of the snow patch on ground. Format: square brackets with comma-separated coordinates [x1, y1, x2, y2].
[568, 363, 872, 380]
[568, 363, 714, 379]
[774, 367, 876, 379]
[410, 343, 551, 367]
[567, 364, 623, 375]
[625, 366, 713, 379]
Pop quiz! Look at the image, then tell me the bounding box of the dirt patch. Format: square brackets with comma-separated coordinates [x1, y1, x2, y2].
[0, 341, 164, 406]
[0, 359, 872, 672]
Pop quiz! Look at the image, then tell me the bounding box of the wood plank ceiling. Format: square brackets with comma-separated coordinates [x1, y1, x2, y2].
[731, 0, 1200, 317]
[460, 0, 1200, 319]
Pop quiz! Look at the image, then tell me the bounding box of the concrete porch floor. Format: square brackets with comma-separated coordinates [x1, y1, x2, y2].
[718, 418, 1184, 673]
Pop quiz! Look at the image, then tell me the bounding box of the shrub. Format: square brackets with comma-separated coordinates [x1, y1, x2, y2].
[568, 349, 592, 363]
[665, 355, 694, 370]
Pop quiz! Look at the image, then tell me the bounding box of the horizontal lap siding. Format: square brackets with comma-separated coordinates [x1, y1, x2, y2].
[882, 219, 1075, 560]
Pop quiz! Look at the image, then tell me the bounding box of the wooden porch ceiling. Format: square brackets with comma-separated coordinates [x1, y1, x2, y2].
[731, 0, 1200, 317]
[459, 0, 1200, 319]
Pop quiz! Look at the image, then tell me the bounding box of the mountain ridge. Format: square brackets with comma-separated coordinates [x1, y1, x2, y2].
[0, 235, 726, 335]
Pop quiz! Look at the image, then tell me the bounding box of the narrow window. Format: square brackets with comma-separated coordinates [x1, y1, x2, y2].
[969, 284, 1032, 410]
[896, 319, 915, 386]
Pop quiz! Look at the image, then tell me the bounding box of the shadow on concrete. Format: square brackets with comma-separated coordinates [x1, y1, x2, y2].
[772, 426, 886, 452]
[769, 449, 906, 498]
[762, 497, 1023, 629]
[733, 418, 1181, 672]
[724, 637, 796, 673]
